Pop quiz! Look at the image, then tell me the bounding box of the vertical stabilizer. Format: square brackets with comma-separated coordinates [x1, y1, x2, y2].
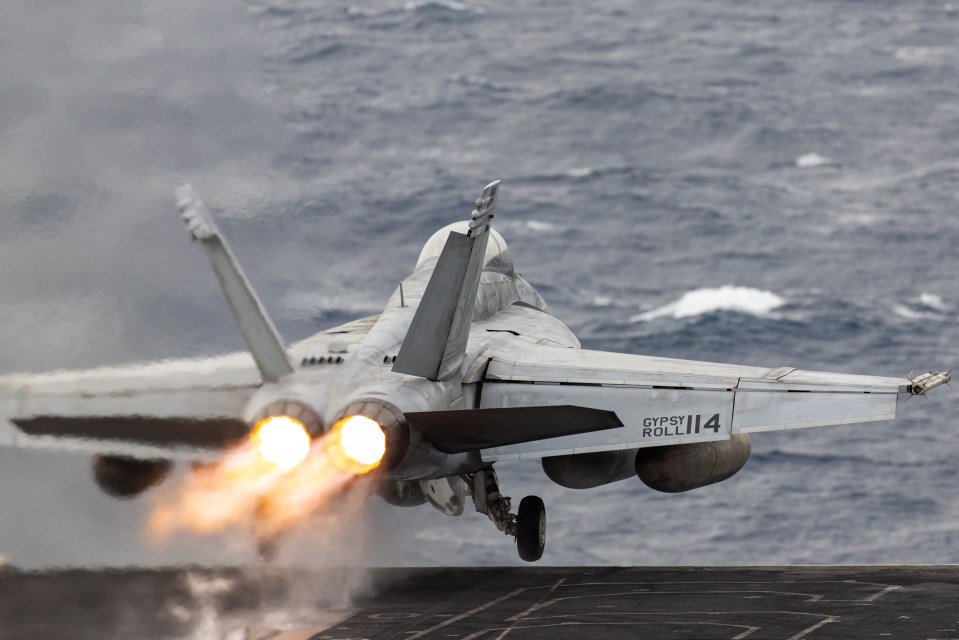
[393, 180, 500, 381]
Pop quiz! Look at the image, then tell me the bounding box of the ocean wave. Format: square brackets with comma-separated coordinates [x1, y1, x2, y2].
[893, 292, 950, 320]
[892, 305, 931, 321]
[523, 220, 559, 232]
[497, 219, 563, 235]
[402, 0, 485, 14]
[919, 292, 948, 311]
[446, 74, 508, 92]
[795, 152, 836, 169]
[630, 286, 786, 322]
[893, 46, 953, 65]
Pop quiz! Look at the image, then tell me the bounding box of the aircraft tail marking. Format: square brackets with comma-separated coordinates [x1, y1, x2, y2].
[176, 184, 294, 383]
[393, 180, 500, 381]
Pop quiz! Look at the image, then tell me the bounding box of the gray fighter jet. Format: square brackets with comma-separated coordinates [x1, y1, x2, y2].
[0, 181, 949, 561]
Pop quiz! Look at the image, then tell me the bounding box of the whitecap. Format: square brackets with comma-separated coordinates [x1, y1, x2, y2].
[893, 293, 948, 320]
[893, 304, 928, 320]
[524, 220, 558, 232]
[630, 286, 786, 322]
[591, 295, 613, 307]
[447, 74, 506, 91]
[919, 292, 947, 311]
[894, 47, 932, 63]
[567, 167, 594, 178]
[403, 0, 485, 14]
[795, 152, 834, 169]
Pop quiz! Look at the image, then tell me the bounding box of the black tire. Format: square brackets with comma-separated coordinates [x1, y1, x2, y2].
[516, 495, 546, 562]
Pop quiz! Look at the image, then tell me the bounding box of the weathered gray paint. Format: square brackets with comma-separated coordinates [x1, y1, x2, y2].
[634, 433, 752, 493]
[392, 231, 476, 380]
[542, 449, 639, 489]
[393, 181, 500, 381]
[0, 182, 943, 500]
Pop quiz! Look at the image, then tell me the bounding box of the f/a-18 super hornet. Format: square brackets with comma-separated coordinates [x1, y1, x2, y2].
[0, 181, 950, 561]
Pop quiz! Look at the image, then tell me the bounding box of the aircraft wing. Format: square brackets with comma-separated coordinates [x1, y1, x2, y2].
[472, 342, 947, 461]
[0, 352, 263, 460]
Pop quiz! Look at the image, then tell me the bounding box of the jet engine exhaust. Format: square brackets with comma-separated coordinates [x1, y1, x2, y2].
[147, 412, 386, 554]
[335, 398, 479, 480]
[329, 415, 387, 474]
[252, 415, 311, 472]
[148, 418, 306, 538]
[252, 415, 385, 543]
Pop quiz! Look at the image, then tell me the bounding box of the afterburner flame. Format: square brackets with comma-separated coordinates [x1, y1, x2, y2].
[148, 415, 311, 539]
[253, 415, 311, 472]
[147, 440, 286, 538]
[331, 415, 386, 473]
[147, 413, 385, 548]
[246, 415, 385, 540]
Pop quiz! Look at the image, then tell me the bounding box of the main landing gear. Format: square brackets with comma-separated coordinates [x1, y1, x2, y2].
[516, 495, 546, 562]
[470, 468, 546, 562]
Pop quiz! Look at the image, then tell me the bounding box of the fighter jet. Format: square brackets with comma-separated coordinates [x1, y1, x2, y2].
[0, 181, 950, 562]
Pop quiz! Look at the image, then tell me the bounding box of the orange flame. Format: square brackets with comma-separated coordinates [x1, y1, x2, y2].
[147, 440, 284, 538]
[329, 415, 387, 474]
[252, 415, 311, 472]
[253, 415, 386, 538]
[147, 414, 387, 547]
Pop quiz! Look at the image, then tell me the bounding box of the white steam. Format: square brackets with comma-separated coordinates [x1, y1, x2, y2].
[173, 500, 381, 640]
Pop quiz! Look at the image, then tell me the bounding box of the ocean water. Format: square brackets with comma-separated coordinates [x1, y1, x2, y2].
[1, 0, 958, 569]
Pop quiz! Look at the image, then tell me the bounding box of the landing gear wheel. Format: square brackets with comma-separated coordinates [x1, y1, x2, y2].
[516, 495, 546, 562]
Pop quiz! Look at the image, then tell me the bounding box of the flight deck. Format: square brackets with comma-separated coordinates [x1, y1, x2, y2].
[2, 565, 959, 639]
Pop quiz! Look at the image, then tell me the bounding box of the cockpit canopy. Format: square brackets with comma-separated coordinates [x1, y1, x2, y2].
[415, 222, 514, 275]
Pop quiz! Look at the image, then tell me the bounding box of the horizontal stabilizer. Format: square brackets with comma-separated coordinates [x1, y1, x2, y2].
[0, 351, 260, 460]
[404, 405, 623, 454]
[13, 415, 250, 450]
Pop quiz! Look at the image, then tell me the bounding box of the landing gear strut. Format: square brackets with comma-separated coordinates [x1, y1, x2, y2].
[470, 468, 546, 562]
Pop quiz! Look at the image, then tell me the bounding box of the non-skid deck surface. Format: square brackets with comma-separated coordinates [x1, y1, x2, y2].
[2, 565, 958, 639]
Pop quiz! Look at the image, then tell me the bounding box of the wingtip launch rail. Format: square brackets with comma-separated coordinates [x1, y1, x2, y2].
[908, 370, 951, 395]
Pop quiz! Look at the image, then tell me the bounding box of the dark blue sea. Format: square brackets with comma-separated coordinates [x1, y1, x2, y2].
[1, 0, 958, 574]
